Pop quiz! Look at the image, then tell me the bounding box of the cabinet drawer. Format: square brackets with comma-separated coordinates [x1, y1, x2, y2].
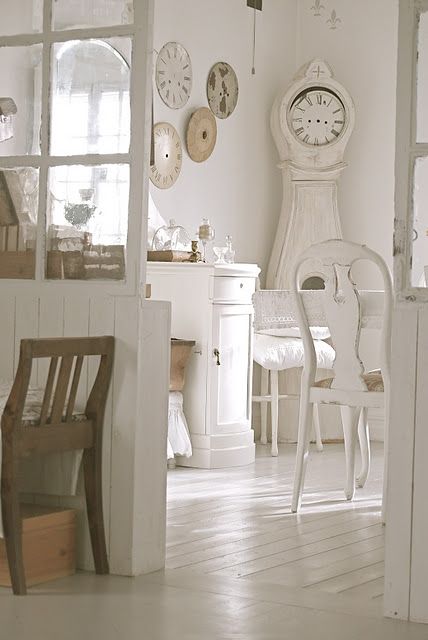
[211, 276, 256, 304]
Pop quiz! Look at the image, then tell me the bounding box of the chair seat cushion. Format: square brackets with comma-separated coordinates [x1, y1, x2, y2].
[0, 382, 87, 426]
[314, 372, 384, 392]
[253, 334, 335, 371]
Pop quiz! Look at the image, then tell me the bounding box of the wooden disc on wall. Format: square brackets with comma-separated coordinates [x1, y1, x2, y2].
[186, 107, 217, 163]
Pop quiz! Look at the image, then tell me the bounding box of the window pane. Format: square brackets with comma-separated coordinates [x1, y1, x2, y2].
[53, 0, 133, 30]
[50, 38, 131, 155]
[47, 164, 129, 281]
[0, 168, 38, 279]
[0, 45, 42, 156]
[411, 156, 428, 286]
[0, 0, 42, 35]
[416, 11, 428, 142]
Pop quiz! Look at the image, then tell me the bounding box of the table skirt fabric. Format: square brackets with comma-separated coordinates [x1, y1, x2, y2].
[167, 391, 192, 459]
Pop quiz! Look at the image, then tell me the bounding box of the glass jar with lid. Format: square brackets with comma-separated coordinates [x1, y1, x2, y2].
[152, 219, 191, 251]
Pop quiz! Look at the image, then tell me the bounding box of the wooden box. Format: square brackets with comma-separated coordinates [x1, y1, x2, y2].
[0, 250, 35, 279]
[0, 505, 76, 587]
[170, 338, 195, 391]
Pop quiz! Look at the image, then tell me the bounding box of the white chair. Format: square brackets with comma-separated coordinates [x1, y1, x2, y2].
[252, 291, 336, 456]
[291, 240, 392, 512]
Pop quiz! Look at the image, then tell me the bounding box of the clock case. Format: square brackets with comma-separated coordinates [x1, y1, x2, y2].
[267, 58, 355, 289]
[271, 58, 355, 173]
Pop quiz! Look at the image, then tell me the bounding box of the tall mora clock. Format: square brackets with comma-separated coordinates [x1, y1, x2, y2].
[266, 59, 355, 288]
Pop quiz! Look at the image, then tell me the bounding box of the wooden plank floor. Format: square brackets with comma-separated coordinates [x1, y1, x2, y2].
[166, 442, 384, 615]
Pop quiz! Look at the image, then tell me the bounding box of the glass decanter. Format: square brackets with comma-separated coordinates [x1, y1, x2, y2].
[224, 235, 235, 264]
[198, 218, 215, 262]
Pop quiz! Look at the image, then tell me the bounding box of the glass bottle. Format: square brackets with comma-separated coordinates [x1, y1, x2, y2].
[224, 235, 235, 264]
[198, 218, 215, 262]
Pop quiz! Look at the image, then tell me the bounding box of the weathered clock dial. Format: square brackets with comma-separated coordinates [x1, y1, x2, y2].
[150, 122, 182, 189]
[288, 87, 346, 147]
[156, 42, 192, 109]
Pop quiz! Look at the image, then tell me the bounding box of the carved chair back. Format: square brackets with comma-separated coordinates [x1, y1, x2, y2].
[291, 239, 393, 393]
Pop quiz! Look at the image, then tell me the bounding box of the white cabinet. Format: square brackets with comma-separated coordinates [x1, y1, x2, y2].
[146, 262, 260, 468]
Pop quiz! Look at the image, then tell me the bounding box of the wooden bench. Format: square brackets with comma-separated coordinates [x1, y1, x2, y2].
[1, 336, 114, 594]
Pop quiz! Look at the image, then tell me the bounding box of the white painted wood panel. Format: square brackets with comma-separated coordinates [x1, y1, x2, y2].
[384, 307, 418, 620]
[409, 307, 428, 622]
[132, 298, 170, 574]
[109, 296, 139, 574]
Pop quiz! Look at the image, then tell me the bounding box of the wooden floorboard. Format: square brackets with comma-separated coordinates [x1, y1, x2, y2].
[166, 442, 385, 614]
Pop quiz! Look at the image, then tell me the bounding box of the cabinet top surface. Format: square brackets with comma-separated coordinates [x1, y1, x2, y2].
[146, 262, 261, 277]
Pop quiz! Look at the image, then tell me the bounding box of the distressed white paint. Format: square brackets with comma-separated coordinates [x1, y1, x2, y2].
[266, 58, 354, 289]
[385, 0, 428, 623]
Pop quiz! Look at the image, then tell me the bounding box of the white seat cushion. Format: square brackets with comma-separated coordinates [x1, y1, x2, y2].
[253, 334, 335, 371]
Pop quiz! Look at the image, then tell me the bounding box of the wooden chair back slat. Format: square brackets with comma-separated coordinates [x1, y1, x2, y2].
[50, 356, 74, 424]
[65, 355, 84, 421]
[39, 357, 58, 427]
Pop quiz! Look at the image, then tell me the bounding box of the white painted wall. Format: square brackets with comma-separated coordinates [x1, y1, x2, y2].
[151, 0, 297, 276]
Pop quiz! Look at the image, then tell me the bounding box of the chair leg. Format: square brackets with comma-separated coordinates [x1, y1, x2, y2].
[260, 368, 269, 445]
[340, 405, 360, 501]
[2, 444, 26, 595]
[291, 390, 313, 512]
[271, 370, 279, 456]
[356, 407, 370, 488]
[83, 440, 109, 574]
[312, 403, 323, 452]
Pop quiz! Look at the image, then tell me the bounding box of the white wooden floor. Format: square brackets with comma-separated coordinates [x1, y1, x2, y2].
[167, 442, 385, 614]
[3, 442, 428, 639]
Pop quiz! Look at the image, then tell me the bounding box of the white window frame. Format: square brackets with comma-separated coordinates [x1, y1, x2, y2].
[394, 0, 428, 303]
[0, 0, 151, 295]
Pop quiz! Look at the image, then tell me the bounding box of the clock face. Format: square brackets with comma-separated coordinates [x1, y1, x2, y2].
[155, 42, 192, 109]
[207, 62, 239, 119]
[150, 122, 182, 190]
[287, 86, 346, 147]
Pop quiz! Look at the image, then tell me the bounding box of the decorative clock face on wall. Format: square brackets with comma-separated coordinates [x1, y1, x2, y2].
[207, 62, 239, 119]
[150, 122, 182, 189]
[155, 41, 192, 109]
[287, 86, 346, 147]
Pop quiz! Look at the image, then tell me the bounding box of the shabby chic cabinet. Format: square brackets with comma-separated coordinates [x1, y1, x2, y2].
[147, 262, 260, 468]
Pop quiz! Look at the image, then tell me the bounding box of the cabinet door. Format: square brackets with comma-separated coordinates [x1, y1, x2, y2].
[208, 304, 254, 434]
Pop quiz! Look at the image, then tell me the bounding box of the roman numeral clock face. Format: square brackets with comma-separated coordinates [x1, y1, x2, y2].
[156, 42, 192, 109]
[150, 123, 182, 190]
[288, 86, 346, 147]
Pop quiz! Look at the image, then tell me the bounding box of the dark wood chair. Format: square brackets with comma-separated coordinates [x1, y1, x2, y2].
[1, 336, 114, 594]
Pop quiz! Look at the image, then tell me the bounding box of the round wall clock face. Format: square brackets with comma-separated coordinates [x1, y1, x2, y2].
[207, 62, 239, 119]
[186, 107, 217, 163]
[287, 86, 346, 147]
[150, 122, 182, 189]
[156, 41, 192, 109]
